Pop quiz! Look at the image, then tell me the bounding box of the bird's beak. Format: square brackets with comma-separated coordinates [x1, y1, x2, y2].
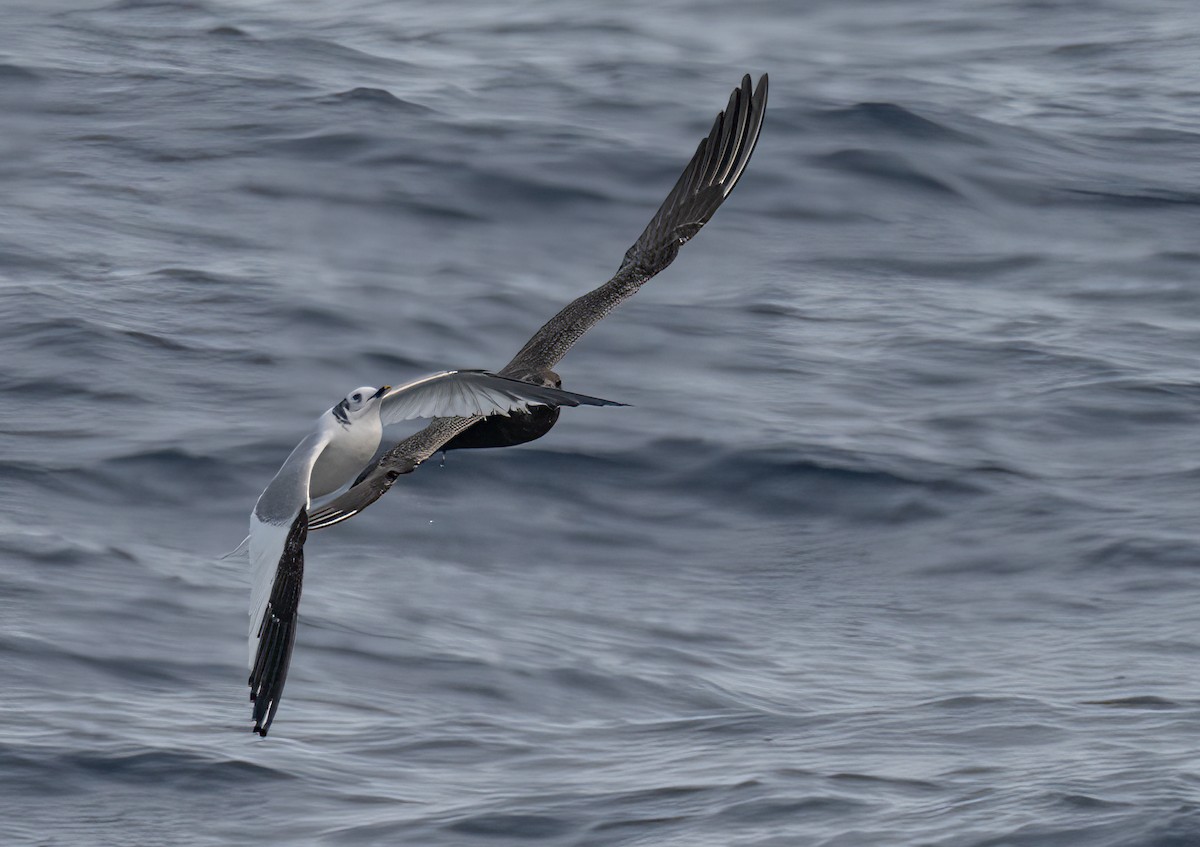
[372, 385, 390, 399]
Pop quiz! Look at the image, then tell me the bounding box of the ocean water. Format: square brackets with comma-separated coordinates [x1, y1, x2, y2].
[2, 0, 1199, 844]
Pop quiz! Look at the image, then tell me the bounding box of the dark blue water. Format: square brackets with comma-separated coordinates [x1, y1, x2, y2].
[3, 1, 1200, 844]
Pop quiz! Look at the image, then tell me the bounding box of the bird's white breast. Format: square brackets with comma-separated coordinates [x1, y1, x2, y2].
[309, 415, 382, 499]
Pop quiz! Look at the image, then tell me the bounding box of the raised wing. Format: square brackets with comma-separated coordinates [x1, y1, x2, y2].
[309, 73, 769, 532]
[247, 428, 330, 736]
[503, 73, 768, 378]
[379, 369, 624, 426]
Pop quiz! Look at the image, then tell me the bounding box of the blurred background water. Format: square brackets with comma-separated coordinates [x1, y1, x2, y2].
[2, 1, 1199, 844]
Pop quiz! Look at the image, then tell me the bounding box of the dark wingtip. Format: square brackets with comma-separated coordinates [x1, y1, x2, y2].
[618, 70, 771, 276]
[247, 510, 307, 738]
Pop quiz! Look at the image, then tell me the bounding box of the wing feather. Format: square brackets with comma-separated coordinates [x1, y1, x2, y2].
[246, 428, 330, 736]
[249, 509, 306, 736]
[378, 370, 624, 426]
[503, 73, 768, 377]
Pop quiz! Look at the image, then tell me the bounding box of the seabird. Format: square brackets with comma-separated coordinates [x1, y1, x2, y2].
[248, 371, 622, 735]
[307, 72, 768, 531]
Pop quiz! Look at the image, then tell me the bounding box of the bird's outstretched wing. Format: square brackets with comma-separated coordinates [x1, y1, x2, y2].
[307, 465, 407, 530]
[308, 417, 476, 530]
[248, 508, 307, 736]
[248, 429, 330, 736]
[309, 73, 768, 531]
[502, 73, 768, 379]
[379, 369, 624, 426]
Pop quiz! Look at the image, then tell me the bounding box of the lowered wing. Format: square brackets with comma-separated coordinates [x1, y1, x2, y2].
[247, 428, 330, 736]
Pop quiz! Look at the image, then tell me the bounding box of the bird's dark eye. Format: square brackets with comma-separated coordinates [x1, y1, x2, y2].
[353, 393, 362, 403]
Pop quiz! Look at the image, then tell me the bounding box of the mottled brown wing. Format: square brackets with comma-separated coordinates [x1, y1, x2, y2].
[502, 73, 768, 379]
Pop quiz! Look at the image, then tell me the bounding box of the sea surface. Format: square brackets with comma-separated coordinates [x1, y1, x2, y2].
[2, 1, 1199, 845]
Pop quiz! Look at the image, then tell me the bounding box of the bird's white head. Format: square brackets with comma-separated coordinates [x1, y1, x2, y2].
[331, 385, 389, 426]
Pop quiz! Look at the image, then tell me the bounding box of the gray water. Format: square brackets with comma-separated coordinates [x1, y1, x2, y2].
[2, 1, 1200, 845]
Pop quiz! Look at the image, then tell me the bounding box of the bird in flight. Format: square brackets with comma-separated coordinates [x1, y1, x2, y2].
[308, 72, 769, 532]
[249, 72, 768, 736]
[248, 371, 623, 735]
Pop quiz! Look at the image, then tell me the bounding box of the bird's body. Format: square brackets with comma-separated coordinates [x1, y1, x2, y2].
[443, 403, 560, 451]
[442, 369, 563, 451]
[309, 413, 382, 497]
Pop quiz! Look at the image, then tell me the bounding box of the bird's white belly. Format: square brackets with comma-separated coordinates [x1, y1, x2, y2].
[309, 425, 379, 498]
